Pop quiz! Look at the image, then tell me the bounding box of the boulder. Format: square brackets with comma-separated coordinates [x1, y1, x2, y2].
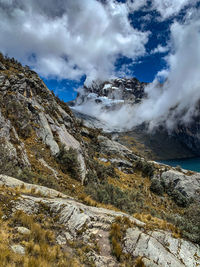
[11, 244, 25, 255]
[161, 170, 200, 202]
[16, 227, 31, 235]
[0, 175, 199, 267]
[124, 228, 200, 266]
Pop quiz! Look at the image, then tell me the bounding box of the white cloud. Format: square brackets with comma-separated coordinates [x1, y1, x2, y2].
[129, 12, 200, 130]
[151, 44, 169, 54]
[151, 0, 198, 19]
[0, 0, 149, 84]
[127, 0, 147, 12]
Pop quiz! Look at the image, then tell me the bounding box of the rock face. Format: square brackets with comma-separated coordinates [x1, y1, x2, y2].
[161, 170, 200, 203]
[11, 245, 25, 255]
[0, 54, 87, 183]
[1, 174, 200, 267]
[124, 228, 199, 267]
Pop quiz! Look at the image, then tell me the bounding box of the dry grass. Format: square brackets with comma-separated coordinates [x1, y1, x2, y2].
[134, 213, 180, 237]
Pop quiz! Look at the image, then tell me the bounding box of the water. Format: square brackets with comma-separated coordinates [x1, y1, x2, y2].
[160, 157, 200, 172]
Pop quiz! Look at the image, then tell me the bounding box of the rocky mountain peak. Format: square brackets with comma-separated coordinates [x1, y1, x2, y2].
[73, 77, 147, 108]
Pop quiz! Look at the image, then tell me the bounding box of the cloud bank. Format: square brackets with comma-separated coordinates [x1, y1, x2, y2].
[1, 0, 200, 131]
[0, 0, 149, 84]
[76, 9, 200, 131]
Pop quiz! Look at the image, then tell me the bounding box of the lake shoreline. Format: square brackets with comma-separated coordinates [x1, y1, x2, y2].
[159, 157, 200, 172]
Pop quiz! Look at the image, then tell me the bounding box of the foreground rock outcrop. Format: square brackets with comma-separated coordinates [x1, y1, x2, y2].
[0, 174, 200, 267]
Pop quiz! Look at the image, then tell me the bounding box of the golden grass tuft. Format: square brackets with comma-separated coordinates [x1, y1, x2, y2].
[134, 213, 180, 237]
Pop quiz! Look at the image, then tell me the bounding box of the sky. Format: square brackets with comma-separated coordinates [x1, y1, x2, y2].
[0, 0, 199, 102]
[1, 0, 200, 132]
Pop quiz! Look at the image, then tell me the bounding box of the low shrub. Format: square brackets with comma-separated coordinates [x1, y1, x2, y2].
[56, 145, 81, 180]
[150, 179, 164, 195]
[170, 190, 189, 207]
[85, 160, 118, 184]
[17, 168, 60, 191]
[109, 217, 133, 263]
[134, 159, 154, 178]
[166, 202, 200, 244]
[85, 182, 135, 214]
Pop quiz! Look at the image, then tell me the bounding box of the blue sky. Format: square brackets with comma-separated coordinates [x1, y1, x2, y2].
[0, 0, 199, 102]
[42, 1, 196, 102]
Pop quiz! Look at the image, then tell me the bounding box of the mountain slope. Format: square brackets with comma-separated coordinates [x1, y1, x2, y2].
[0, 53, 199, 266]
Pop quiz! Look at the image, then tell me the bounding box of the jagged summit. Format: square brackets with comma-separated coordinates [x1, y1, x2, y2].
[72, 77, 146, 108]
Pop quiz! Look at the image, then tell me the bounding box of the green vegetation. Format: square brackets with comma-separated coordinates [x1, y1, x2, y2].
[150, 177, 189, 207]
[85, 160, 118, 184]
[150, 179, 164, 195]
[17, 168, 61, 191]
[134, 159, 154, 178]
[56, 145, 81, 180]
[85, 182, 141, 214]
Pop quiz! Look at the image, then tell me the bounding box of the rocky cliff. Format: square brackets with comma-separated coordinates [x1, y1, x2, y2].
[0, 53, 199, 266]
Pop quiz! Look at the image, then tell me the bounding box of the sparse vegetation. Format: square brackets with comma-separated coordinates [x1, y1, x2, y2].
[17, 168, 61, 191]
[109, 216, 135, 265]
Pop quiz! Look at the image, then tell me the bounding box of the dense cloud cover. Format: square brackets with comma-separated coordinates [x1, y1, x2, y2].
[0, 0, 149, 84]
[75, 4, 200, 131]
[0, 0, 199, 130]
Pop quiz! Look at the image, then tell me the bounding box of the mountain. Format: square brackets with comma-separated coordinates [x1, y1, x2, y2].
[71, 78, 200, 160]
[72, 78, 146, 107]
[0, 53, 199, 266]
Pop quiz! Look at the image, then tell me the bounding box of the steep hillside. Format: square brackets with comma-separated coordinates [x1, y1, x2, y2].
[0, 53, 199, 266]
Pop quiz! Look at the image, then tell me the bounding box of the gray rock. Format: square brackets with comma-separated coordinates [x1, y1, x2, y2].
[37, 112, 59, 155]
[81, 127, 90, 136]
[4, 79, 10, 88]
[0, 62, 6, 70]
[110, 158, 133, 173]
[11, 244, 25, 255]
[18, 73, 25, 79]
[17, 227, 31, 235]
[0, 74, 5, 86]
[56, 235, 66, 245]
[161, 170, 200, 202]
[98, 135, 138, 161]
[124, 228, 200, 267]
[64, 232, 73, 241]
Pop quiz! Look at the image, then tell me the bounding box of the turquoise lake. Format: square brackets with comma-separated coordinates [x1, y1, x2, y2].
[160, 157, 200, 172]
